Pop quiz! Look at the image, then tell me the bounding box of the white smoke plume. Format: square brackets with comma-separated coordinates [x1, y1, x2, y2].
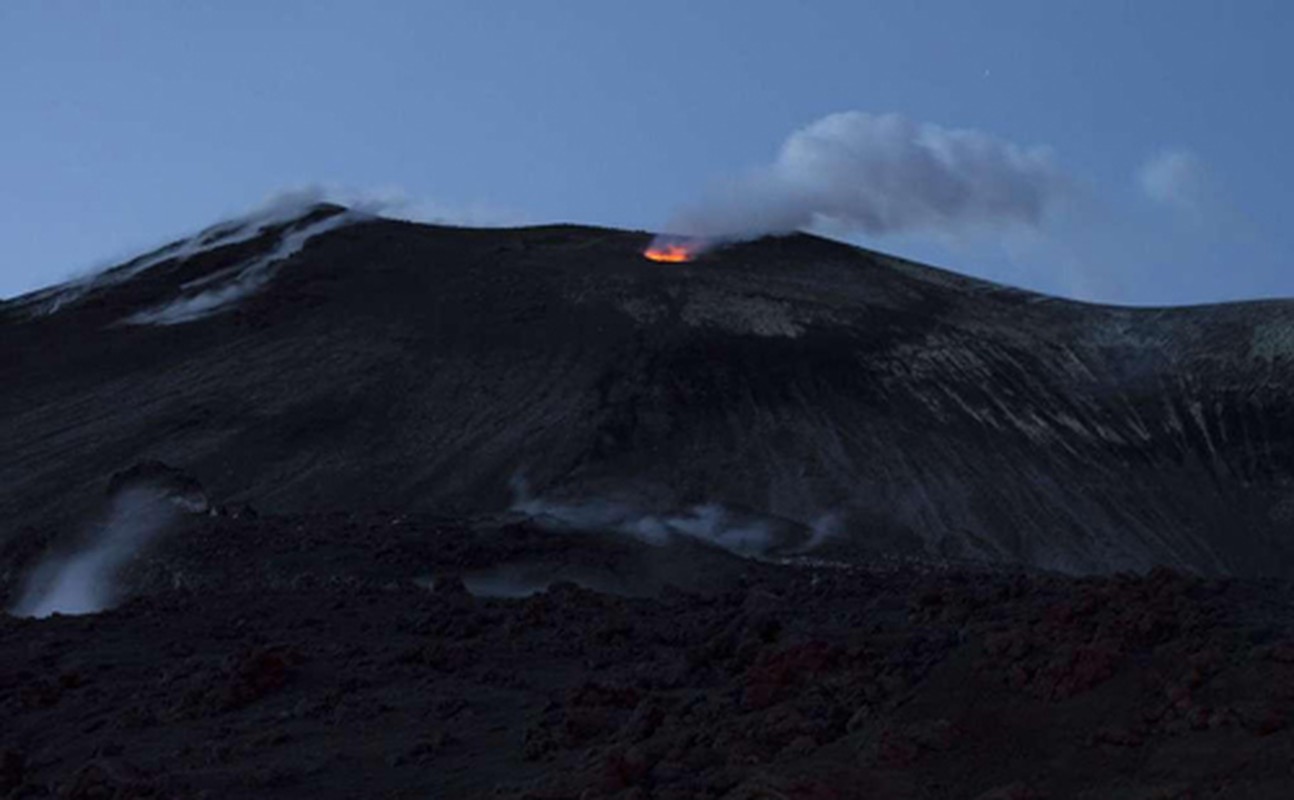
[510, 476, 771, 556]
[1137, 148, 1208, 212]
[9, 488, 188, 618]
[799, 511, 844, 553]
[8, 184, 527, 320]
[658, 111, 1068, 245]
[509, 477, 835, 558]
[12, 188, 348, 318]
[326, 185, 532, 229]
[123, 208, 357, 325]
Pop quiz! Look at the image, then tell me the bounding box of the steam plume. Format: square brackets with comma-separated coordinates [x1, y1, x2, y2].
[1137, 148, 1207, 211]
[509, 477, 833, 558]
[123, 208, 357, 325]
[9, 184, 525, 319]
[10, 488, 186, 618]
[659, 111, 1068, 244]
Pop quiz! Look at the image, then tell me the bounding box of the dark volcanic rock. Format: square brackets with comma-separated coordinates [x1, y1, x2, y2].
[3, 516, 1292, 799]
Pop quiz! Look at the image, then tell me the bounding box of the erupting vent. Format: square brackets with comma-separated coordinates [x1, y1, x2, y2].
[643, 241, 699, 263]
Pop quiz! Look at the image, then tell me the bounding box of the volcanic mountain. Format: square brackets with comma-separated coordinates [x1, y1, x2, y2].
[4, 203, 1294, 580]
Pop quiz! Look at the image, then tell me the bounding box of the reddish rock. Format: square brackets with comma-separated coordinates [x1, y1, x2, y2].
[743, 640, 839, 710]
[223, 645, 300, 710]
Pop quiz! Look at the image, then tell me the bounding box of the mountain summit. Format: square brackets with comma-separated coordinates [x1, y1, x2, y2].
[5, 204, 1294, 577]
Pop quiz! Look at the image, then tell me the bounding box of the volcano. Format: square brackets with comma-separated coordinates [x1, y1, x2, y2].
[6, 203, 1294, 798]
[5, 203, 1294, 579]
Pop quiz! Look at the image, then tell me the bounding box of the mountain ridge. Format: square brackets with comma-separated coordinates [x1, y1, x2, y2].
[5, 205, 1294, 587]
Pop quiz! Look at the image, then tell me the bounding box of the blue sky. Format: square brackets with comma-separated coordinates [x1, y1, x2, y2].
[2, 1, 1290, 304]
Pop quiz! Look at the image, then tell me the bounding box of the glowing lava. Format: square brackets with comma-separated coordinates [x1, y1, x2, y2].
[644, 242, 696, 263]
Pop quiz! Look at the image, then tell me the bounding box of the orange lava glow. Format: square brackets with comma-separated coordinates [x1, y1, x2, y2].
[643, 243, 695, 263]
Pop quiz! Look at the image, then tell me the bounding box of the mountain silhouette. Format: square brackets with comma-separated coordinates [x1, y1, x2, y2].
[5, 203, 1294, 577]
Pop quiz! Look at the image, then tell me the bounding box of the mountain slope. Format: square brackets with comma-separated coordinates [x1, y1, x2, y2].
[5, 204, 1294, 578]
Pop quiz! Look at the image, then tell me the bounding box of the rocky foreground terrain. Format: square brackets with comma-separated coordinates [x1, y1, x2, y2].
[4, 508, 1294, 799]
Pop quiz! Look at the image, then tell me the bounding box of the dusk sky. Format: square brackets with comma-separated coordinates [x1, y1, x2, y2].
[3, 1, 1291, 304]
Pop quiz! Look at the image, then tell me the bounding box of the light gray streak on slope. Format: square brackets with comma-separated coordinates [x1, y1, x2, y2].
[123, 212, 358, 326]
